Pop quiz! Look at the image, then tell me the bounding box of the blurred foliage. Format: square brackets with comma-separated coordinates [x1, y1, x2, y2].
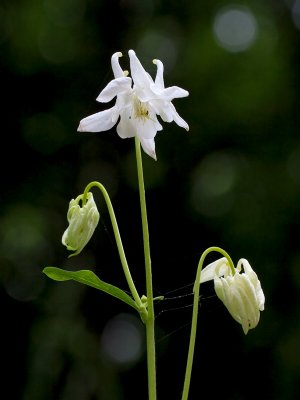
[1, 0, 300, 399]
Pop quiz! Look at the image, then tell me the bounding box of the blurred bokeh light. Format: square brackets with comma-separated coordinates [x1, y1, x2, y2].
[213, 5, 258, 52]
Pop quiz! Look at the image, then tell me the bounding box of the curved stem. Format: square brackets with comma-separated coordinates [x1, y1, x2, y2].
[135, 137, 157, 400]
[181, 246, 234, 400]
[83, 181, 142, 309]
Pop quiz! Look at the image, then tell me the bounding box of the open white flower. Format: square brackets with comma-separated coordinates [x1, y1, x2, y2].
[78, 50, 189, 160]
[62, 192, 99, 257]
[200, 257, 265, 334]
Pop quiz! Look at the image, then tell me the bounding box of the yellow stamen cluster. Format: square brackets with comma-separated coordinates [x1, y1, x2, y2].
[133, 96, 150, 122]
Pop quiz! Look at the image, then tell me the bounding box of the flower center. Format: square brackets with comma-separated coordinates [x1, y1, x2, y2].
[132, 96, 150, 122]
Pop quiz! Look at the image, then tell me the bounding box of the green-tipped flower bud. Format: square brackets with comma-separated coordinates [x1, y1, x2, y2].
[201, 257, 265, 334]
[62, 192, 99, 257]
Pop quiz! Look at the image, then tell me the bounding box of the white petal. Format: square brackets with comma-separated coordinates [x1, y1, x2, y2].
[77, 107, 118, 132]
[238, 274, 258, 311]
[150, 101, 189, 131]
[161, 86, 189, 100]
[139, 136, 157, 160]
[235, 274, 259, 329]
[135, 117, 161, 139]
[238, 259, 255, 278]
[96, 77, 132, 103]
[238, 259, 265, 311]
[225, 278, 246, 324]
[116, 111, 136, 139]
[129, 49, 153, 89]
[153, 59, 165, 90]
[256, 287, 265, 311]
[111, 52, 124, 78]
[151, 101, 173, 123]
[200, 257, 229, 283]
[169, 103, 189, 130]
[214, 276, 226, 300]
[214, 276, 244, 327]
[241, 317, 250, 334]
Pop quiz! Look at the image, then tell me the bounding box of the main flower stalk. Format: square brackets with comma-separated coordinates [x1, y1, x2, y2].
[135, 137, 157, 400]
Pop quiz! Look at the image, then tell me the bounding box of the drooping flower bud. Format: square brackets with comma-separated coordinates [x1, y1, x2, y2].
[201, 257, 265, 334]
[62, 192, 99, 257]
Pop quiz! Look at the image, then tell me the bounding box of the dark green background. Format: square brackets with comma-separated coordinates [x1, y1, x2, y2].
[1, 0, 299, 399]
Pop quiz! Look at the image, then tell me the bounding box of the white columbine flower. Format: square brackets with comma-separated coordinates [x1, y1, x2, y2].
[62, 192, 99, 257]
[78, 49, 189, 160]
[200, 257, 265, 334]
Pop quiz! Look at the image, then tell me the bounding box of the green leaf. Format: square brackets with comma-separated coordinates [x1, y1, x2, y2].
[43, 267, 139, 311]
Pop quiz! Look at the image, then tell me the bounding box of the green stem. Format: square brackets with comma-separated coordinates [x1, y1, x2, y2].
[135, 137, 157, 400]
[83, 181, 143, 310]
[181, 246, 234, 400]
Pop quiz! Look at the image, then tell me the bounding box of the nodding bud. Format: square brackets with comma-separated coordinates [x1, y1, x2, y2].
[62, 192, 99, 257]
[200, 257, 265, 334]
[214, 259, 265, 334]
